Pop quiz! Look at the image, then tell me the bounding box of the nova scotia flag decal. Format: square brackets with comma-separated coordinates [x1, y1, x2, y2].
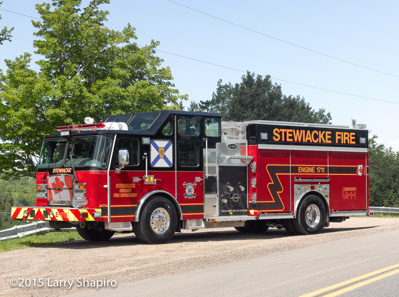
[151, 140, 173, 168]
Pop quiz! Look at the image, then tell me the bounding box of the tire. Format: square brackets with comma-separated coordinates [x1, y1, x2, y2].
[235, 221, 269, 233]
[76, 224, 114, 241]
[293, 195, 326, 235]
[133, 196, 177, 244]
[234, 226, 246, 232]
[282, 219, 298, 235]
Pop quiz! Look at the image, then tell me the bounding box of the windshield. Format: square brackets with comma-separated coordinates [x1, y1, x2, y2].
[38, 136, 112, 169]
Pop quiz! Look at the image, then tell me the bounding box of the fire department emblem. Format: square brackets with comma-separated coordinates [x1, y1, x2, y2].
[183, 182, 197, 199]
[151, 140, 173, 168]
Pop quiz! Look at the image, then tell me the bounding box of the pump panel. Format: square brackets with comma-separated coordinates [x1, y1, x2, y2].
[218, 166, 248, 216]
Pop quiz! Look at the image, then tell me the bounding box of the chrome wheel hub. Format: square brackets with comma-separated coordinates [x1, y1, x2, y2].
[150, 207, 170, 234]
[305, 204, 321, 228]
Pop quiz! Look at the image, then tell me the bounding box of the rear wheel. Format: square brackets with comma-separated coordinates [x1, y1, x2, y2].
[76, 224, 114, 241]
[293, 195, 326, 235]
[133, 196, 177, 244]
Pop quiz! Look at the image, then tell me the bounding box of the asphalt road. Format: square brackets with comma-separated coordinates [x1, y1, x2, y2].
[69, 228, 399, 297]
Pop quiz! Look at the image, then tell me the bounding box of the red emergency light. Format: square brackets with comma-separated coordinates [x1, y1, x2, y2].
[56, 123, 106, 131]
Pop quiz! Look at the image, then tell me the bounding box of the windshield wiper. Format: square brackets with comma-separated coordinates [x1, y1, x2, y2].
[42, 162, 52, 183]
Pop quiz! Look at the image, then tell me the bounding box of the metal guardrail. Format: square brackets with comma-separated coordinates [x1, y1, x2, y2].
[0, 221, 50, 241]
[369, 206, 399, 214]
[0, 221, 76, 241]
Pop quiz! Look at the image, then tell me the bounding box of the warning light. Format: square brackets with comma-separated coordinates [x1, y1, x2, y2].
[144, 175, 156, 185]
[56, 123, 105, 131]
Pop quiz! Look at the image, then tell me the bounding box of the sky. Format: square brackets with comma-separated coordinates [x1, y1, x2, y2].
[1, 0, 399, 149]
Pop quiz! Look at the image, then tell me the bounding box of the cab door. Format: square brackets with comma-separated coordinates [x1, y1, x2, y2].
[176, 116, 204, 220]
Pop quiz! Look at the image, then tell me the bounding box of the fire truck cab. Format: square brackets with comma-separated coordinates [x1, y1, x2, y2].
[11, 110, 369, 244]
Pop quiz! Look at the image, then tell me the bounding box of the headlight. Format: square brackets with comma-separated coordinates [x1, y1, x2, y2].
[37, 191, 47, 198]
[73, 191, 85, 200]
[73, 183, 86, 208]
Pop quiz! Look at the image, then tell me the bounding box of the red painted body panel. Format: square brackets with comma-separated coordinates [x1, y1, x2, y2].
[257, 149, 291, 213]
[330, 152, 368, 211]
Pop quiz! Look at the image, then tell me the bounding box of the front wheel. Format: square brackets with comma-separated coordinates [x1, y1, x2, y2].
[76, 224, 114, 241]
[133, 196, 177, 244]
[293, 195, 326, 235]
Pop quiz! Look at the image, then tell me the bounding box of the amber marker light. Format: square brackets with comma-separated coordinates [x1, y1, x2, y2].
[36, 185, 42, 190]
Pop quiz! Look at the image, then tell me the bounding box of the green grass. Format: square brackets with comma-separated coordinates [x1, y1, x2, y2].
[371, 213, 399, 218]
[0, 230, 81, 253]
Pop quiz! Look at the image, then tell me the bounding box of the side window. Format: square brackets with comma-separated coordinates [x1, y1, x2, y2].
[178, 119, 200, 136]
[205, 118, 221, 137]
[178, 141, 199, 167]
[162, 121, 173, 136]
[113, 138, 139, 166]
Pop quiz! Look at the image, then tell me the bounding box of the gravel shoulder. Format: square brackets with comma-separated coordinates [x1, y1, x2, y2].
[1, 217, 399, 297]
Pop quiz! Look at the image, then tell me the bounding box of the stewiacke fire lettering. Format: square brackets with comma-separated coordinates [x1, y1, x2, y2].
[272, 128, 356, 145]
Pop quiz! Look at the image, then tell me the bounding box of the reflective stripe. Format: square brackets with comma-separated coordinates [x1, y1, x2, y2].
[11, 207, 101, 222]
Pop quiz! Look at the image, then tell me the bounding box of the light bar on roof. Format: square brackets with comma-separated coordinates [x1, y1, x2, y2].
[56, 123, 106, 131]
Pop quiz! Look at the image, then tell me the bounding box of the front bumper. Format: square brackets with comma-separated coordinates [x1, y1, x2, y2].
[11, 207, 102, 222]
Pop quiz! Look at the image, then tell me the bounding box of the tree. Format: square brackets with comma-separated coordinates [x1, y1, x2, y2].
[196, 72, 331, 123]
[0, 1, 13, 45]
[0, 0, 185, 178]
[195, 79, 233, 119]
[368, 136, 399, 207]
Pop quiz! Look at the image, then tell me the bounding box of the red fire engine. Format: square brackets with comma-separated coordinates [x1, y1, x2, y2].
[11, 111, 369, 243]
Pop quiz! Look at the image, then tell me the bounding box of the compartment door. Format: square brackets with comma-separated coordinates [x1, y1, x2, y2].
[331, 152, 368, 211]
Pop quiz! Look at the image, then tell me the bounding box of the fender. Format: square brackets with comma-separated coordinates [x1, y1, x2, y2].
[134, 190, 182, 222]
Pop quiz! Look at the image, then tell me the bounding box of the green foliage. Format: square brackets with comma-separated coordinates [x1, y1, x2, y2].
[194, 72, 332, 123]
[0, 0, 185, 178]
[0, 177, 36, 230]
[0, 230, 81, 253]
[368, 136, 399, 207]
[0, 1, 13, 45]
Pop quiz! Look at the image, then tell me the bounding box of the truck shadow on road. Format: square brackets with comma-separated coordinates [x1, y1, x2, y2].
[171, 225, 377, 243]
[31, 225, 377, 249]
